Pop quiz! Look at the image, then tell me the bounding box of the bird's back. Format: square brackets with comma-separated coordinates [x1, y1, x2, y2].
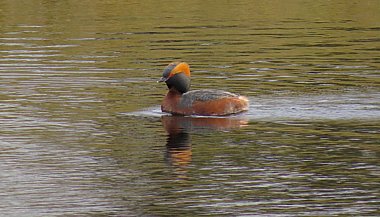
[180, 89, 238, 106]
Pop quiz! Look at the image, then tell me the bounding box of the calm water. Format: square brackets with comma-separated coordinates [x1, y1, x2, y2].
[1, 1, 379, 216]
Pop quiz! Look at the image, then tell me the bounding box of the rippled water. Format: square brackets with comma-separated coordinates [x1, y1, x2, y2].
[1, 1, 379, 216]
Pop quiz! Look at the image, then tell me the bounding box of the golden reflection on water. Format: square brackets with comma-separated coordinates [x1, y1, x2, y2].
[161, 115, 248, 178]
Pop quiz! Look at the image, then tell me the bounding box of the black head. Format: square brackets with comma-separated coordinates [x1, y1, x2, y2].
[158, 62, 191, 93]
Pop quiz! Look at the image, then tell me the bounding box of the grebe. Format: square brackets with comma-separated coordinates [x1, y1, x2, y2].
[158, 62, 249, 116]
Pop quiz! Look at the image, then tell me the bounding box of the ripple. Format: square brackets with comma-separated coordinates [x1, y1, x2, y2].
[0, 2, 379, 216]
[130, 92, 380, 121]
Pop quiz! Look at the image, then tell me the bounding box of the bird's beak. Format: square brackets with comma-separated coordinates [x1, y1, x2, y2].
[157, 77, 167, 83]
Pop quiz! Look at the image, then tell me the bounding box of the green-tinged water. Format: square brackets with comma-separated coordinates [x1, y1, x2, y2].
[1, 1, 379, 216]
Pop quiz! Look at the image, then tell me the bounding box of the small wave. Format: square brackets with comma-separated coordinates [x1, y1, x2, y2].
[128, 92, 380, 122]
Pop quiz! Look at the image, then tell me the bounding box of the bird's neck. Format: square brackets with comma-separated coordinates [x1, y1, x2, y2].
[168, 88, 183, 96]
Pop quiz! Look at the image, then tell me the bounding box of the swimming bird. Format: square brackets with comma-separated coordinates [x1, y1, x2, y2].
[158, 62, 249, 116]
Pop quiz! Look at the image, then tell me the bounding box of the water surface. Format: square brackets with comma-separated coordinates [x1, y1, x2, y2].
[0, 0, 379, 216]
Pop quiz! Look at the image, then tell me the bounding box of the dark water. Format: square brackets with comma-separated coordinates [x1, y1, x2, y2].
[1, 1, 379, 216]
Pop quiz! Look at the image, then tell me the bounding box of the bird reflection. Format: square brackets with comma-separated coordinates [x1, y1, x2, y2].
[161, 115, 248, 179]
[165, 131, 192, 168]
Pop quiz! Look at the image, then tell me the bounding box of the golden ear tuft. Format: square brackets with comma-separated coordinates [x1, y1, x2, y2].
[170, 62, 191, 77]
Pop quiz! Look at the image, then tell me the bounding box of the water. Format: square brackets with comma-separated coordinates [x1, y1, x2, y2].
[1, 0, 379, 216]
